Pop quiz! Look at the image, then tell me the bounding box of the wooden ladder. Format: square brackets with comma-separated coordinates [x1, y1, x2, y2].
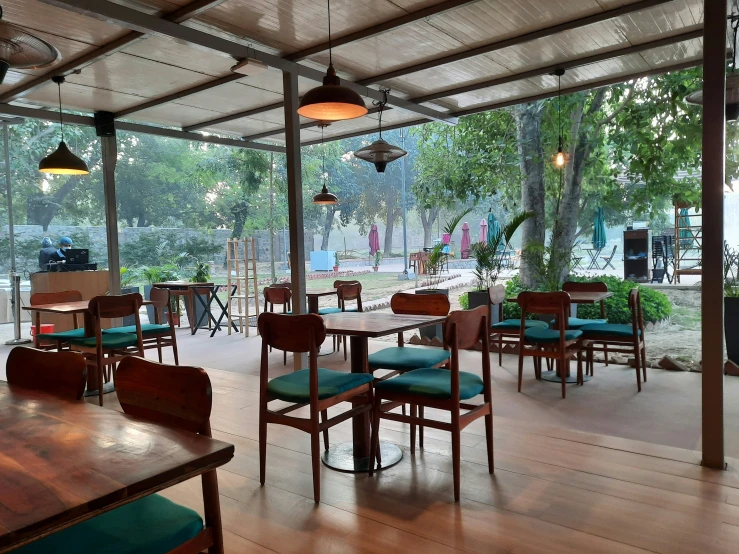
[226, 237, 260, 337]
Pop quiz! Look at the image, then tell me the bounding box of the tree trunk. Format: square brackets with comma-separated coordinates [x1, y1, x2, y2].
[383, 195, 398, 256]
[419, 206, 439, 247]
[320, 207, 336, 250]
[514, 102, 546, 288]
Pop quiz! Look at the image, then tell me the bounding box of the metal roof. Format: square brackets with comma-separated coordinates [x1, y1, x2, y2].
[0, 0, 706, 150]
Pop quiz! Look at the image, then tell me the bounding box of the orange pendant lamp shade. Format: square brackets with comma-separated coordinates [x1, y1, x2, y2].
[298, 64, 367, 121]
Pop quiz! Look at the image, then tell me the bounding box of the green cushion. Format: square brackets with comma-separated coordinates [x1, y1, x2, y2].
[491, 319, 549, 330]
[368, 346, 450, 372]
[13, 494, 203, 554]
[267, 367, 374, 403]
[524, 327, 582, 343]
[566, 317, 607, 329]
[580, 323, 641, 338]
[67, 334, 139, 349]
[103, 324, 171, 336]
[36, 328, 86, 340]
[375, 368, 484, 400]
[317, 307, 342, 315]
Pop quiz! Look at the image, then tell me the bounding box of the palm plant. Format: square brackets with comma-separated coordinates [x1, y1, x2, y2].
[471, 211, 534, 290]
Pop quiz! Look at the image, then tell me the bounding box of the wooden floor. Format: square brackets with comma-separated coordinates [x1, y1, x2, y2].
[97, 351, 739, 554]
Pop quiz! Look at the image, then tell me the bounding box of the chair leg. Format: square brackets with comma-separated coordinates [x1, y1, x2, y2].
[259, 404, 267, 486]
[484, 405, 494, 474]
[369, 397, 381, 476]
[633, 341, 642, 392]
[452, 426, 461, 502]
[498, 336, 503, 366]
[321, 409, 329, 451]
[343, 336, 347, 361]
[201, 469, 224, 554]
[402, 404, 406, 416]
[560, 358, 566, 399]
[156, 338, 163, 363]
[283, 349, 287, 366]
[170, 332, 180, 365]
[577, 350, 584, 385]
[517, 346, 525, 392]
[410, 404, 417, 455]
[641, 343, 648, 382]
[604, 344, 609, 366]
[310, 426, 321, 503]
[96, 351, 105, 407]
[418, 406, 424, 449]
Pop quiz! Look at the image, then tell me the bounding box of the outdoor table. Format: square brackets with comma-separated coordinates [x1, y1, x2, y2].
[191, 283, 240, 337]
[0, 381, 234, 553]
[23, 299, 153, 394]
[306, 288, 337, 314]
[154, 281, 214, 334]
[320, 311, 447, 473]
[582, 247, 603, 270]
[507, 290, 614, 383]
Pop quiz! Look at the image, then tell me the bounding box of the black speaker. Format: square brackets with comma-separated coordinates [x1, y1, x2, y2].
[94, 111, 115, 137]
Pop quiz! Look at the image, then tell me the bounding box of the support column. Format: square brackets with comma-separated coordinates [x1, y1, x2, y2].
[282, 70, 307, 370]
[701, 0, 726, 469]
[97, 112, 121, 295]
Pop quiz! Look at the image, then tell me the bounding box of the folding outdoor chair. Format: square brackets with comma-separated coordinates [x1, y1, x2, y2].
[600, 245, 618, 270]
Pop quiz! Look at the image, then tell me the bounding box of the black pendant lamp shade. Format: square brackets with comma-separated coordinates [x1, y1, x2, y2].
[39, 76, 89, 175]
[298, 0, 367, 122]
[312, 124, 339, 205]
[353, 88, 407, 172]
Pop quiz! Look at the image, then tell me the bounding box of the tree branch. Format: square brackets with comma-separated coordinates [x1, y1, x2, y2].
[595, 87, 634, 133]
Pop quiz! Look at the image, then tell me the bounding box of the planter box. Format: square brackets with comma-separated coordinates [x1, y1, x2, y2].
[184, 290, 211, 330]
[416, 288, 449, 340]
[726, 297, 739, 365]
[467, 289, 501, 326]
[121, 286, 140, 326]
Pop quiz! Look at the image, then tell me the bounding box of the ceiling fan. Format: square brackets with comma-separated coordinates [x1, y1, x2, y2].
[0, 5, 59, 84]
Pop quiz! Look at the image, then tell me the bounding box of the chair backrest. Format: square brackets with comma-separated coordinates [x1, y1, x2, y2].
[6, 347, 87, 401]
[337, 282, 363, 311]
[628, 288, 645, 336]
[116, 357, 212, 435]
[562, 281, 608, 294]
[518, 291, 571, 317]
[89, 293, 143, 319]
[148, 287, 171, 325]
[606, 245, 617, 259]
[264, 286, 291, 308]
[30, 290, 82, 305]
[258, 312, 326, 353]
[443, 306, 491, 402]
[391, 292, 450, 316]
[333, 279, 360, 288]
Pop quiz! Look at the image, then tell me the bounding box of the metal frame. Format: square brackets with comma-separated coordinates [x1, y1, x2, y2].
[100, 131, 121, 295]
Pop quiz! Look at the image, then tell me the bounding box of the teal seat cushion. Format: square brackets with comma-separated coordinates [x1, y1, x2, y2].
[267, 367, 373, 403]
[103, 324, 171, 336]
[368, 346, 450, 372]
[524, 327, 582, 343]
[67, 333, 139, 349]
[580, 323, 640, 338]
[566, 317, 607, 329]
[491, 319, 549, 330]
[317, 307, 342, 315]
[375, 368, 484, 400]
[14, 494, 203, 554]
[36, 328, 86, 341]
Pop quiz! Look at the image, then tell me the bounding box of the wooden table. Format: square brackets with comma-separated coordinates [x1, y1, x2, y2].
[306, 289, 336, 313]
[320, 312, 447, 472]
[23, 300, 152, 394]
[0, 382, 234, 553]
[154, 282, 214, 335]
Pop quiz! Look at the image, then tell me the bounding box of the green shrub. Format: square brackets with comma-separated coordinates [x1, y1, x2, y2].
[501, 274, 671, 324]
[459, 292, 469, 310]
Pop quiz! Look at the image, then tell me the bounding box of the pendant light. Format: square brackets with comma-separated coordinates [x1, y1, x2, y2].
[685, 14, 739, 120]
[297, 0, 367, 122]
[312, 124, 339, 205]
[353, 89, 407, 172]
[39, 76, 89, 175]
[553, 68, 566, 168]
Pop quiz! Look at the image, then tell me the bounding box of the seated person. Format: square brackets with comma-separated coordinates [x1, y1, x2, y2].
[38, 237, 57, 269]
[48, 236, 73, 264]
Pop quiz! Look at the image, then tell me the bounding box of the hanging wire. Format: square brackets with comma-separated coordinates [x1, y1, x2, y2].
[372, 89, 390, 139]
[57, 80, 64, 142]
[327, 0, 332, 66]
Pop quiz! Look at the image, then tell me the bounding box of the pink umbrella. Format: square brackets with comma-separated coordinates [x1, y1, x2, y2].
[461, 222, 471, 251]
[479, 218, 488, 244]
[368, 224, 380, 255]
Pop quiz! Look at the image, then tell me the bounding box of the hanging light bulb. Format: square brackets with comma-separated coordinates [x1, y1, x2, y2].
[555, 144, 565, 167]
[552, 68, 567, 168]
[313, 124, 339, 205]
[39, 76, 89, 175]
[298, 0, 367, 122]
[354, 88, 407, 172]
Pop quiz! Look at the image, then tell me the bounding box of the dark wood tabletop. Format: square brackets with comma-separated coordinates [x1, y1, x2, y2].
[24, 299, 152, 314]
[0, 382, 234, 552]
[321, 312, 446, 338]
[154, 281, 215, 289]
[507, 291, 613, 304]
[306, 289, 337, 297]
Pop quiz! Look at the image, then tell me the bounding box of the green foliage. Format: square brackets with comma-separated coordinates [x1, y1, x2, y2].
[140, 264, 180, 285]
[191, 261, 210, 283]
[521, 237, 574, 292]
[374, 251, 382, 266]
[120, 267, 137, 288]
[334, 251, 340, 266]
[459, 292, 469, 310]
[182, 234, 223, 262]
[502, 274, 672, 324]
[119, 231, 221, 268]
[471, 211, 533, 290]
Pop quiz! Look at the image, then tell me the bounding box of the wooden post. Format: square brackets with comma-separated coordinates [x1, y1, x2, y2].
[701, 0, 726, 469]
[282, 70, 307, 369]
[99, 122, 121, 296]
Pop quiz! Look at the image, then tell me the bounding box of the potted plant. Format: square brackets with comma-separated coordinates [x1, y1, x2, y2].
[184, 260, 211, 330]
[725, 245, 739, 366]
[373, 251, 382, 272]
[333, 252, 340, 272]
[467, 211, 533, 325]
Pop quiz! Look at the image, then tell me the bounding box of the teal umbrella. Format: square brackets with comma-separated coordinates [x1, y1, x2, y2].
[592, 207, 606, 249]
[679, 208, 693, 249]
[487, 211, 501, 249]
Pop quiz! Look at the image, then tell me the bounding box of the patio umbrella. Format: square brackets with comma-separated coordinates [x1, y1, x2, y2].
[479, 219, 488, 244]
[679, 208, 693, 249]
[487, 211, 501, 247]
[368, 224, 380, 256]
[461, 222, 471, 252]
[592, 207, 607, 249]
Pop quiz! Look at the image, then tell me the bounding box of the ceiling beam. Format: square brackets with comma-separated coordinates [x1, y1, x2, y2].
[283, 0, 480, 62]
[38, 0, 458, 124]
[0, 0, 229, 104]
[0, 103, 284, 152]
[302, 58, 701, 146]
[183, 101, 284, 132]
[356, 0, 676, 86]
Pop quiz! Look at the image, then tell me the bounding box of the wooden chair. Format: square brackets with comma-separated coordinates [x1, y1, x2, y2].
[258, 312, 374, 503]
[67, 294, 145, 407]
[517, 292, 584, 399]
[367, 292, 450, 451]
[263, 285, 292, 365]
[6, 346, 86, 401]
[561, 281, 608, 329]
[336, 282, 363, 361]
[488, 284, 549, 366]
[102, 288, 179, 365]
[580, 288, 647, 391]
[370, 306, 494, 501]
[600, 244, 618, 270]
[30, 290, 85, 350]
